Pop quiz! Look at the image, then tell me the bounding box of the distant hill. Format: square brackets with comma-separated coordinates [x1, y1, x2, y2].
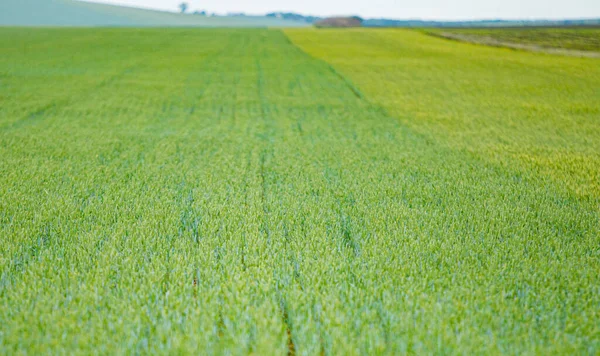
[2, 1, 597, 29]
[261, 12, 600, 29]
[362, 18, 600, 28]
[266, 12, 322, 24]
[0, 0, 309, 27]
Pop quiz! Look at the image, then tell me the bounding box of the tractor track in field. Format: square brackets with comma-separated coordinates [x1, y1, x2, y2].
[1, 64, 141, 132]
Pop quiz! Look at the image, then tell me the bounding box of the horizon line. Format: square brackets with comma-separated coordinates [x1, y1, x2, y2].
[76, 1, 600, 22]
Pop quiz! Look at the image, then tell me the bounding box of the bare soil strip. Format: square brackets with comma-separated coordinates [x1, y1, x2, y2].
[429, 31, 600, 58]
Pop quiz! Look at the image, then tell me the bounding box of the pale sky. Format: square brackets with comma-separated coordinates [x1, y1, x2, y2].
[83, 0, 600, 20]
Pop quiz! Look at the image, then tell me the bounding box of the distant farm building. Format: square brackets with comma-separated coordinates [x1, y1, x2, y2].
[315, 16, 363, 28]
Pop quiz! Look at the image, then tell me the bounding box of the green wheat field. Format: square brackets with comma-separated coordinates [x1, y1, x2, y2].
[1, 28, 599, 354]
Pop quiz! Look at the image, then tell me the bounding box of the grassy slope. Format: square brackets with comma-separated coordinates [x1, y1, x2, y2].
[433, 28, 600, 52]
[1, 28, 599, 354]
[0, 0, 308, 27]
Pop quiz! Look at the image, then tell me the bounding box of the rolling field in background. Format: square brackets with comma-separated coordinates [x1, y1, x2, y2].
[1, 28, 599, 354]
[0, 0, 308, 27]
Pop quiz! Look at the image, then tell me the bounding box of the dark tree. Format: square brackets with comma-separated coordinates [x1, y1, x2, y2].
[179, 2, 189, 14]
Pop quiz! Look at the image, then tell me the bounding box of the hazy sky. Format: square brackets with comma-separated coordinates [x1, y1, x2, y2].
[84, 0, 600, 20]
